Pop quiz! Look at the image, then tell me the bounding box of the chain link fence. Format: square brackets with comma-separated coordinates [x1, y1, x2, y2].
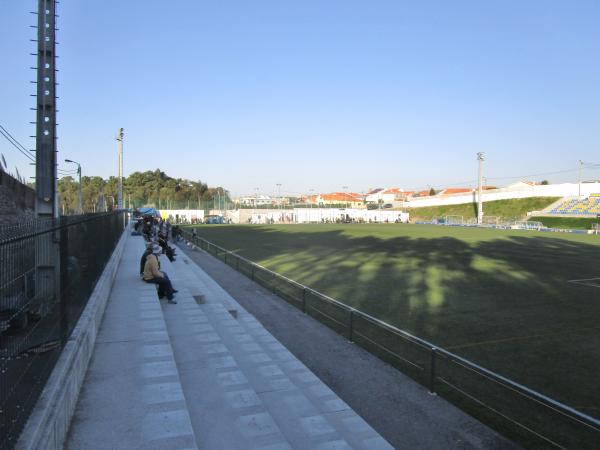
[0, 211, 127, 449]
[181, 227, 600, 449]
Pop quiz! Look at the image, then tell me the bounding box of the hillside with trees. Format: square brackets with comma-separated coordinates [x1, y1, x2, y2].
[57, 169, 230, 214]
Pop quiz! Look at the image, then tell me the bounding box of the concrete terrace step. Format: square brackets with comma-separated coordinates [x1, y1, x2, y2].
[159, 244, 394, 449]
[65, 236, 198, 450]
[66, 235, 393, 450]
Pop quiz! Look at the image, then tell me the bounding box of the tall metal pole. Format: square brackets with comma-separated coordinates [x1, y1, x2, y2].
[116, 128, 124, 209]
[36, 0, 57, 218]
[34, 0, 60, 326]
[477, 152, 485, 225]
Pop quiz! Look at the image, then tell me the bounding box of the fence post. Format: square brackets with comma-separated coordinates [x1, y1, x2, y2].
[251, 265, 255, 281]
[236, 255, 240, 270]
[302, 288, 307, 313]
[429, 347, 437, 394]
[349, 310, 354, 342]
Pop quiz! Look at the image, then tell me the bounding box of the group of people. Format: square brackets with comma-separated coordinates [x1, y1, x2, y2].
[138, 216, 179, 304]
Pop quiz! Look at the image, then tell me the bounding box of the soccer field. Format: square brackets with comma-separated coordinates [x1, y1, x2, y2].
[188, 223, 600, 418]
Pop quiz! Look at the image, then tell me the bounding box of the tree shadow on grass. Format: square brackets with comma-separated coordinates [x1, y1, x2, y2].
[193, 225, 600, 414]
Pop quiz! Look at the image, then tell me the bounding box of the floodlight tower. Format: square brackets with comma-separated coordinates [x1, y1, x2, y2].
[477, 152, 485, 224]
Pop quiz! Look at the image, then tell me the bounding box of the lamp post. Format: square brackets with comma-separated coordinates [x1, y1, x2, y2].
[115, 128, 124, 209]
[65, 159, 82, 214]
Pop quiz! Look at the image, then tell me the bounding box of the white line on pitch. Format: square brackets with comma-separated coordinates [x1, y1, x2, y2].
[568, 277, 600, 283]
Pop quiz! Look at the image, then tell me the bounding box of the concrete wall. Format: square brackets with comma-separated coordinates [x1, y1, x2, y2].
[402, 183, 600, 208]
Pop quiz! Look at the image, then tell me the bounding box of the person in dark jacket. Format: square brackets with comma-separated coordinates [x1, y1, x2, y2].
[143, 245, 177, 303]
[157, 232, 176, 262]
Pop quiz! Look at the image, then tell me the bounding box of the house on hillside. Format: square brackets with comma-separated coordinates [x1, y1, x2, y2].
[317, 192, 364, 208]
[238, 195, 273, 206]
[412, 190, 433, 198]
[365, 187, 411, 203]
[507, 181, 538, 190]
[439, 188, 473, 196]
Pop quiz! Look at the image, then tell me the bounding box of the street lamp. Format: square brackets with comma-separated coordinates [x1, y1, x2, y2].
[64, 159, 82, 214]
[115, 128, 124, 209]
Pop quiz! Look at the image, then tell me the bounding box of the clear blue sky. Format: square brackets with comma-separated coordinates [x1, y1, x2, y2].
[2, 0, 600, 197]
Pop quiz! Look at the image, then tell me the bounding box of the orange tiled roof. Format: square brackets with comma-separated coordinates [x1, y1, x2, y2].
[442, 188, 473, 195]
[382, 188, 404, 195]
[320, 193, 363, 202]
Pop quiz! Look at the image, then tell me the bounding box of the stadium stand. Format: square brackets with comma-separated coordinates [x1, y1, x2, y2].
[549, 194, 600, 215]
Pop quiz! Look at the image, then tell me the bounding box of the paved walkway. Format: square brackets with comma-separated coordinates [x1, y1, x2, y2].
[66, 235, 393, 449]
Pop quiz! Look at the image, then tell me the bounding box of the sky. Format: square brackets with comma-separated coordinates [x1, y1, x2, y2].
[2, 0, 600, 197]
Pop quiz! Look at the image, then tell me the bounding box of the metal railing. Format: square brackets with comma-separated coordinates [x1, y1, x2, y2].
[181, 228, 600, 449]
[0, 211, 127, 449]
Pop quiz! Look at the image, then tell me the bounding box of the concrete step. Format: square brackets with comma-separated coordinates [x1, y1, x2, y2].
[160, 245, 393, 450]
[66, 236, 198, 450]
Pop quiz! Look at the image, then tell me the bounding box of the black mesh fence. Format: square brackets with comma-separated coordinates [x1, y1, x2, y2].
[0, 212, 126, 450]
[180, 228, 600, 449]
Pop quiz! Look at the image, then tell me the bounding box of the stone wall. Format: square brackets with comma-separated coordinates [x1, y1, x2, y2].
[0, 172, 36, 226]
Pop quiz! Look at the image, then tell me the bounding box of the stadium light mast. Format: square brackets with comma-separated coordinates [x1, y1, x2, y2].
[477, 152, 485, 224]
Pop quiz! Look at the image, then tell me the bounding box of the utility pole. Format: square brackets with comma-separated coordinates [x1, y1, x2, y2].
[477, 152, 485, 225]
[116, 128, 124, 209]
[36, 0, 57, 218]
[34, 0, 60, 328]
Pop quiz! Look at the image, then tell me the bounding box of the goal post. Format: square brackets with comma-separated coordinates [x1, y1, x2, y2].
[482, 216, 499, 225]
[445, 215, 464, 225]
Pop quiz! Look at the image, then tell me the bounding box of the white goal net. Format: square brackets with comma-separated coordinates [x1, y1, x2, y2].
[444, 215, 464, 225]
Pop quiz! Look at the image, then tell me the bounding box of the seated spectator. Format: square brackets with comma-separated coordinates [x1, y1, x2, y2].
[158, 232, 176, 262]
[143, 245, 178, 304]
[140, 242, 154, 276]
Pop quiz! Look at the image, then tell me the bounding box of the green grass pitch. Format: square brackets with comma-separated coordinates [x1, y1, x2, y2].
[188, 223, 600, 418]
